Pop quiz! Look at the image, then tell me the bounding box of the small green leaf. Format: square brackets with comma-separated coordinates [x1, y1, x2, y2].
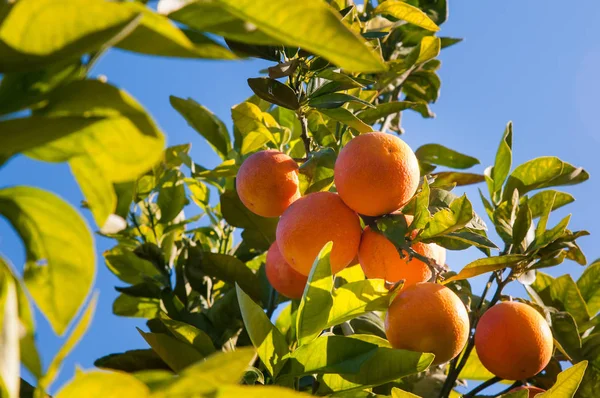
[356, 101, 433, 124]
[104, 245, 162, 285]
[490, 122, 513, 203]
[214, 0, 386, 73]
[513, 198, 532, 249]
[446, 255, 527, 282]
[298, 148, 337, 194]
[157, 171, 186, 224]
[577, 260, 600, 315]
[325, 279, 389, 328]
[159, 313, 216, 357]
[113, 294, 160, 319]
[418, 195, 474, 239]
[531, 214, 571, 251]
[440, 37, 463, 48]
[0, 187, 95, 336]
[39, 294, 98, 392]
[415, 144, 479, 170]
[410, 179, 431, 231]
[503, 157, 589, 201]
[528, 190, 574, 219]
[537, 361, 587, 398]
[138, 329, 205, 372]
[296, 242, 334, 345]
[236, 285, 289, 377]
[318, 108, 372, 134]
[94, 349, 169, 373]
[247, 78, 299, 110]
[427, 229, 498, 251]
[308, 93, 375, 109]
[431, 172, 485, 187]
[55, 370, 150, 398]
[374, 0, 440, 31]
[170, 96, 231, 159]
[547, 275, 590, 327]
[416, 36, 441, 65]
[231, 102, 276, 155]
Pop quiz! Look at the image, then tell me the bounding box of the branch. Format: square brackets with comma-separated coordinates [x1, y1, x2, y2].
[298, 113, 312, 156]
[464, 376, 502, 397]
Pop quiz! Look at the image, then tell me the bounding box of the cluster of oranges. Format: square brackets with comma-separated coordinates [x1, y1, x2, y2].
[236, 132, 553, 387]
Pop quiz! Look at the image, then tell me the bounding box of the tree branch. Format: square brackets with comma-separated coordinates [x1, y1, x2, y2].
[464, 376, 502, 397]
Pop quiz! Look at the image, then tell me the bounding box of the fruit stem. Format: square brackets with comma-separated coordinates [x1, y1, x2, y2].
[298, 113, 312, 156]
[463, 376, 502, 397]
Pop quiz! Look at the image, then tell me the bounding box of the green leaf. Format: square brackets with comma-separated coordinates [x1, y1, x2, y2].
[298, 148, 337, 194]
[427, 229, 498, 251]
[356, 101, 433, 124]
[0, 60, 83, 116]
[503, 157, 589, 201]
[170, 96, 231, 159]
[94, 349, 170, 372]
[577, 261, 600, 315]
[392, 388, 421, 397]
[547, 275, 590, 327]
[0, 186, 95, 336]
[459, 348, 497, 381]
[416, 36, 441, 65]
[531, 214, 571, 251]
[186, 248, 262, 302]
[308, 93, 375, 109]
[247, 78, 299, 110]
[138, 329, 205, 372]
[374, 0, 440, 31]
[415, 144, 479, 170]
[116, 3, 236, 59]
[513, 198, 532, 249]
[158, 313, 216, 357]
[409, 179, 431, 232]
[113, 294, 160, 319]
[231, 102, 276, 155]
[296, 242, 334, 345]
[537, 361, 587, 398]
[0, 0, 139, 72]
[430, 172, 485, 187]
[440, 37, 463, 48]
[213, 0, 386, 73]
[55, 371, 150, 398]
[39, 294, 98, 392]
[528, 190, 575, 219]
[236, 285, 289, 377]
[490, 122, 513, 203]
[325, 279, 389, 328]
[318, 108, 372, 134]
[551, 312, 582, 361]
[317, 335, 434, 393]
[0, 276, 19, 398]
[104, 245, 162, 285]
[418, 195, 474, 239]
[445, 255, 527, 282]
[152, 349, 256, 395]
[157, 171, 186, 224]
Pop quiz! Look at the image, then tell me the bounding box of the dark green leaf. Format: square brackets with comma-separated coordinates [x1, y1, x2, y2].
[159, 313, 217, 357]
[426, 229, 498, 251]
[113, 294, 160, 318]
[298, 148, 337, 194]
[247, 78, 299, 110]
[415, 144, 479, 170]
[577, 261, 600, 315]
[94, 349, 170, 372]
[308, 93, 375, 109]
[115, 283, 162, 299]
[551, 312, 582, 361]
[138, 329, 204, 372]
[104, 245, 163, 285]
[528, 190, 575, 219]
[513, 198, 532, 249]
[446, 255, 527, 282]
[489, 122, 513, 204]
[157, 171, 186, 224]
[440, 37, 463, 48]
[356, 101, 433, 124]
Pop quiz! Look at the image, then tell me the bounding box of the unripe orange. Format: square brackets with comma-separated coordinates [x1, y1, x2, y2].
[358, 225, 446, 287]
[385, 282, 469, 365]
[276, 191, 362, 276]
[475, 301, 553, 380]
[334, 132, 420, 216]
[236, 150, 300, 217]
[265, 242, 307, 299]
[509, 386, 546, 398]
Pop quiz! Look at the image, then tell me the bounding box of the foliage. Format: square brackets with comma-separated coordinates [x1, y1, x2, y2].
[0, 0, 596, 397]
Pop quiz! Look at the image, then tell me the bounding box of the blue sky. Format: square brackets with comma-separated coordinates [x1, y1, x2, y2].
[1, 1, 599, 393]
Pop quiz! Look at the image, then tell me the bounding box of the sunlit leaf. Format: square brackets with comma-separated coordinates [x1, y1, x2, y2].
[56, 370, 150, 398]
[445, 255, 527, 282]
[577, 260, 600, 315]
[159, 313, 216, 357]
[247, 78, 299, 110]
[138, 329, 204, 373]
[318, 108, 372, 134]
[356, 101, 433, 124]
[415, 144, 479, 170]
[0, 276, 19, 398]
[537, 361, 587, 398]
[374, 0, 440, 31]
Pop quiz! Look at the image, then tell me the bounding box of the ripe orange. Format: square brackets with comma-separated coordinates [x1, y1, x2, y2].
[236, 150, 300, 218]
[265, 242, 307, 299]
[509, 386, 546, 398]
[475, 301, 553, 380]
[358, 217, 446, 287]
[276, 191, 362, 276]
[385, 282, 469, 365]
[334, 132, 420, 216]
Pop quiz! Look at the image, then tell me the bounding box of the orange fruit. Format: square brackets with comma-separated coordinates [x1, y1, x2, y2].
[509, 386, 546, 398]
[265, 242, 307, 299]
[334, 132, 420, 216]
[475, 301, 553, 380]
[276, 191, 362, 276]
[385, 282, 469, 365]
[358, 218, 446, 287]
[236, 150, 300, 217]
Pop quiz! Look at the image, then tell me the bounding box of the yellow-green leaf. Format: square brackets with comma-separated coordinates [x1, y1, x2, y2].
[56, 370, 150, 398]
[374, 0, 440, 32]
[0, 276, 19, 398]
[214, 0, 386, 72]
[416, 36, 441, 65]
[0, 187, 95, 336]
[538, 361, 588, 398]
[138, 329, 205, 373]
[445, 255, 527, 282]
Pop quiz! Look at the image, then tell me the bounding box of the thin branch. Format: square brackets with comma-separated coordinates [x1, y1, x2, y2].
[464, 376, 502, 397]
[496, 380, 525, 396]
[298, 113, 312, 156]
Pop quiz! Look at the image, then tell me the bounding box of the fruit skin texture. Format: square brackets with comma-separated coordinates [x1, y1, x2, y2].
[236, 150, 301, 218]
[265, 242, 307, 299]
[385, 282, 469, 365]
[509, 386, 546, 398]
[276, 191, 362, 276]
[475, 301, 553, 381]
[358, 225, 446, 287]
[334, 132, 420, 216]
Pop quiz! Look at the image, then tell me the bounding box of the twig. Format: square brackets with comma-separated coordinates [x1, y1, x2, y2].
[464, 376, 502, 397]
[496, 380, 524, 395]
[298, 113, 312, 156]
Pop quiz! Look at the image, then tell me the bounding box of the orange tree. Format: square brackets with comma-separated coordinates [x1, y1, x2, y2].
[0, 1, 597, 397]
